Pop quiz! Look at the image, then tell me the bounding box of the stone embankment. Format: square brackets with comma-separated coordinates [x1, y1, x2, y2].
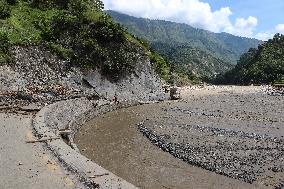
[33, 98, 139, 188]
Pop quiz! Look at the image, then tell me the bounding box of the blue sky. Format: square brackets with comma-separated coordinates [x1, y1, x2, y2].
[206, 0, 284, 32]
[102, 0, 284, 40]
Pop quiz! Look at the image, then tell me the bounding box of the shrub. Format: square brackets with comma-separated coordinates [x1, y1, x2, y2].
[0, 0, 11, 19]
[0, 31, 10, 64]
[49, 43, 74, 60]
[7, 0, 18, 5]
[31, 0, 68, 9]
[51, 11, 80, 36]
[0, 31, 10, 52]
[68, 0, 87, 17]
[0, 52, 10, 64]
[150, 52, 170, 81]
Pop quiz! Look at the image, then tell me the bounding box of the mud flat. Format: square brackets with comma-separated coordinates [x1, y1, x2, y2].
[75, 86, 283, 189]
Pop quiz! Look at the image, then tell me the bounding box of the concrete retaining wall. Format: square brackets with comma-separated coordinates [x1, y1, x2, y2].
[33, 98, 138, 189]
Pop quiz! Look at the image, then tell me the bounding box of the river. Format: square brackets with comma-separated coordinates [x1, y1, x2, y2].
[75, 86, 284, 189]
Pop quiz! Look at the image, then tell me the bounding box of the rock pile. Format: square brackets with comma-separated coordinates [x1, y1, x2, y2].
[138, 120, 284, 187]
[265, 85, 284, 96]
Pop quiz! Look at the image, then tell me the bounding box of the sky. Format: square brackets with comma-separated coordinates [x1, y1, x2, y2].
[102, 0, 284, 40]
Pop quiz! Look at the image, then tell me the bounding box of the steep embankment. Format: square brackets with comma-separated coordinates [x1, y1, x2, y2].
[106, 10, 262, 78]
[0, 0, 165, 108]
[1, 45, 163, 106]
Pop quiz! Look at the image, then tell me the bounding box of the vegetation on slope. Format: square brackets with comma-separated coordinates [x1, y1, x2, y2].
[215, 34, 284, 85]
[150, 50, 200, 85]
[0, 0, 201, 85]
[106, 10, 261, 78]
[134, 36, 200, 85]
[152, 42, 233, 78]
[0, 0, 173, 82]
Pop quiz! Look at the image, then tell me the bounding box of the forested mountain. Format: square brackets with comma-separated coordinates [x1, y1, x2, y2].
[215, 34, 284, 85]
[152, 42, 233, 77]
[107, 10, 262, 78]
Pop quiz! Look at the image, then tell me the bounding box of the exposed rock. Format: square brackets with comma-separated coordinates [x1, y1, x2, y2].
[170, 87, 181, 100]
[0, 45, 167, 109]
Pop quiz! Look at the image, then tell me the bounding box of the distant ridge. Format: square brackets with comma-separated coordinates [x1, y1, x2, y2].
[107, 10, 262, 77]
[215, 34, 284, 85]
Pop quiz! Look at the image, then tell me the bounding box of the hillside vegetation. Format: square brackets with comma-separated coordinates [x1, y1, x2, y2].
[152, 42, 233, 78]
[0, 0, 174, 82]
[107, 10, 261, 78]
[215, 34, 284, 85]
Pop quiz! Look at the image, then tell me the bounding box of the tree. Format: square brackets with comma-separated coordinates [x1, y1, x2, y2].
[216, 33, 284, 85]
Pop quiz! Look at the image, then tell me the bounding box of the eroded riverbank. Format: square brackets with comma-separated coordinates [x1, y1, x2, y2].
[75, 86, 284, 189]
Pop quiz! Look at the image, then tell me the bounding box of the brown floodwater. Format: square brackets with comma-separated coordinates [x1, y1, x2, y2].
[74, 87, 269, 189]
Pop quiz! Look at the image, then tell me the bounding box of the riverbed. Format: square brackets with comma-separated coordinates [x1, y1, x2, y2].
[75, 86, 284, 189]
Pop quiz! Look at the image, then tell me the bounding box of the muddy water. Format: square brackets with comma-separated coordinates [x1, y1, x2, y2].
[74, 87, 272, 189]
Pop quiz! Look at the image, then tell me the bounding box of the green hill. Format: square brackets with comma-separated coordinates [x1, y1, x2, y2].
[0, 0, 172, 82]
[106, 10, 262, 78]
[215, 34, 284, 85]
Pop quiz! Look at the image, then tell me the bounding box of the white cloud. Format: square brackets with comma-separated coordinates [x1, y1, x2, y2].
[103, 0, 283, 40]
[275, 24, 284, 34]
[224, 16, 258, 37]
[254, 32, 273, 41]
[253, 24, 284, 41]
[103, 0, 233, 32]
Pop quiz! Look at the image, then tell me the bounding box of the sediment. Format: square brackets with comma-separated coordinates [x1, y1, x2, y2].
[133, 86, 284, 189]
[33, 98, 140, 188]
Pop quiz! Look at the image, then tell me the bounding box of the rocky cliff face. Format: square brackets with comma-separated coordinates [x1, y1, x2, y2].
[0, 45, 164, 107]
[84, 55, 164, 101]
